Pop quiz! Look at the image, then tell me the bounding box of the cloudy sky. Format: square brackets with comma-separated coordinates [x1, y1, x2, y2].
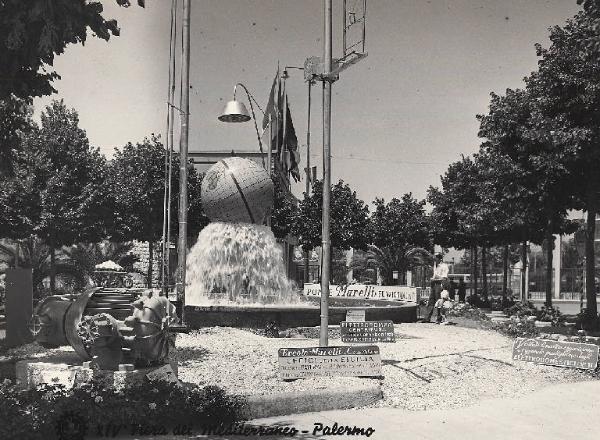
[34, 0, 580, 205]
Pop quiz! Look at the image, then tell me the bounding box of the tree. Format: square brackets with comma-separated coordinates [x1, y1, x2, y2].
[366, 194, 433, 284]
[0, 96, 34, 177]
[270, 173, 298, 240]
[1, 100, 109, 293]
[0, 0, 143, 100]
[478, 87, 578, 306]
[523, 11, 600, 319]
[0, 237, 85, 298]
[108, 136, 207, 286]
[292, 179, 371, 254]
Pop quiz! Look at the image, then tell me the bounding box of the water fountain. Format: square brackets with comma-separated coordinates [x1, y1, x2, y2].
[183, 157, 416, 328]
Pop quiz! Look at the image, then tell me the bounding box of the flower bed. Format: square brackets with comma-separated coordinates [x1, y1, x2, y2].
[0, 379, 243, 440]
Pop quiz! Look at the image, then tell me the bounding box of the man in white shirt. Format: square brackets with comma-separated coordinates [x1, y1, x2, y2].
[432, 254, 449, 280]
[424, 253, 449, 322]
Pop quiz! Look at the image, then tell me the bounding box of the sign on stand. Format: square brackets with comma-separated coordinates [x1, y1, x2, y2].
[512, 338, 599, 370]
[303, 283, 418, 302]
[340, 321, 395, 343]
[278, 346, 382, 379]
[346, 309, 365, 322]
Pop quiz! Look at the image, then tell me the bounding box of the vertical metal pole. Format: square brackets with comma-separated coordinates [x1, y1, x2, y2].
[342, 0, 347, 56]
[166, 0, 178, 295]
[320, 0, 333, 347]
[177, 0, 191, 322]
[304, 81, 312, 285]
[267, 114, 272, 174]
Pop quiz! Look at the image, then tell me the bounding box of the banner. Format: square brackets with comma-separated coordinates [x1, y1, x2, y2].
[303, 283, 418, 302]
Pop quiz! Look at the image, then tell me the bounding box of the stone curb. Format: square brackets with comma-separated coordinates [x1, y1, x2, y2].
[239, 383, 383, 420]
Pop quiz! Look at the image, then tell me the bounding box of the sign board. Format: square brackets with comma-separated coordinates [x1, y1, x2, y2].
[512, 338, 599, 370]
[303, 283, 418, 302]
[346, 309, 365, 322]
[341, 321, 395, 343]
[278, 346, 381, 379]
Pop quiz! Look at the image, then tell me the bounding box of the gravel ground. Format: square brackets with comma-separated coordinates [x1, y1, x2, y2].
[2, 323, 593, 412]
[171, 323, 593, 411]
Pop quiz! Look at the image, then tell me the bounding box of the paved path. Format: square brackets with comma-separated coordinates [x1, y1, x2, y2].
[106, 379, 600, 440]
[249, 380, 599, 439]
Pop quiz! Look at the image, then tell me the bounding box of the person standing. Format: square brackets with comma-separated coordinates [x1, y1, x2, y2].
[424, 253, 449, 322]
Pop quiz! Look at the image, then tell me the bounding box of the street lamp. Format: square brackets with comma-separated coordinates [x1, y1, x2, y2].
[218, 83, 267, 169]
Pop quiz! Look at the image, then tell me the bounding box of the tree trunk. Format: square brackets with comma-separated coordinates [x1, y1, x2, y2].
[481, 246, 488, 298]
[147, 241, 154, 288]
[585, 195, 598, 319]
[50, 246, 56, 294]
[545, 221, 554, 308]
[473, 246, 479, 296]
[304, 251, 310, 285]
[14, 240, 19, 268]
[521, 241, 527, 302]
[502, 244, 508, 300]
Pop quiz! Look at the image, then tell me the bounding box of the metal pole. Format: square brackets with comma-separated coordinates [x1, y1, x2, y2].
[320, 0, 333, 347]
[267, 113, 272, 174]
[304, 81, 312, 285]
[166, 0, 178, 296]
[177, 0, 191, 322]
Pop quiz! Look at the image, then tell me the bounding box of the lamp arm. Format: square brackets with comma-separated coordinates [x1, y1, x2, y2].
[233, 83, 265, 167]
[234, 83, 265, 115]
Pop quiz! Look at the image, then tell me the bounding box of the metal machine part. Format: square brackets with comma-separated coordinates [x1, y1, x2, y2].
[31, 287, 179, 369]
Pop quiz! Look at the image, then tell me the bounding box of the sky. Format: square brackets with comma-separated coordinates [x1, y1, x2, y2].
[34, 0, 581, 206]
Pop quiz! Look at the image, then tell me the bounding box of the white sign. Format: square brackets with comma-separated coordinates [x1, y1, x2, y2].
[303, 283, 418, 302]
[346, 309, 366, 322]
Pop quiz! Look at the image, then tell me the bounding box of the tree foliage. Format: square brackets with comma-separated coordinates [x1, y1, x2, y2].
[292, 179, 371, 252]
[0, 0, 143, 100]
[270, 173, 298, 240]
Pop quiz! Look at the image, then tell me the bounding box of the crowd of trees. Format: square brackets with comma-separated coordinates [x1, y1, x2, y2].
[0, 99, 208, 296]
[291, 182, 434, 286]
[427, 5, 600, 328]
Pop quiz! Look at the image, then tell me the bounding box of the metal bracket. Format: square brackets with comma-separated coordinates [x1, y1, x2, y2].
[304, 52, 368, 82]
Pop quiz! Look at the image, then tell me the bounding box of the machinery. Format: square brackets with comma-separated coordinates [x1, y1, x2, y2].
[30, 287, 179, 370]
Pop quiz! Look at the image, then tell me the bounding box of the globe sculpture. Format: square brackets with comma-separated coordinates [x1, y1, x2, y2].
[201, 157, 274, 224]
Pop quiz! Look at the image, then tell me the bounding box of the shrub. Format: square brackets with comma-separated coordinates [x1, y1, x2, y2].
[0, 379, 244, 440]
[494, 316, 539, 338]
[491, 295, 515, 311]
[505, 300, 537, 318]
[467, 293, 491, 309]
[536, 306, 566, 327]
[575, 309, 600, 332]
[447, 302, 490, 321]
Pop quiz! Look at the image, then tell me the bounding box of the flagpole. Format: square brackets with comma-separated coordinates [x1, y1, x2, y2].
[304, 80, 312, 285]
[177, 0, 191, 323]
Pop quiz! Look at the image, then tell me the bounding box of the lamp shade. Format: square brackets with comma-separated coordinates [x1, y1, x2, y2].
[218, 100, 251, 123]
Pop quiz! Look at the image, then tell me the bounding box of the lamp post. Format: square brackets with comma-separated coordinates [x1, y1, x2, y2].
[218, 83, 266, 170]
[320, 0, 334, 347]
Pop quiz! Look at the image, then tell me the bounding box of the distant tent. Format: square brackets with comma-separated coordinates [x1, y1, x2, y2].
[95, 260, 124, 271]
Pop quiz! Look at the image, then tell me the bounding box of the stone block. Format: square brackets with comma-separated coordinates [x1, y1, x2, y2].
[15, 359, 179, 390]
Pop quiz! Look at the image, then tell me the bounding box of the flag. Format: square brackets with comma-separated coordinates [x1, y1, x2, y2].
[284, 101, 301, 182]
[262, 71, 280, 131]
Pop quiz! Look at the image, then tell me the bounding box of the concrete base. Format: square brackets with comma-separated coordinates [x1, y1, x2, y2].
[240, 383, 383, 419]
[185, 302, 417, 329]
[15, 359, 179, 390]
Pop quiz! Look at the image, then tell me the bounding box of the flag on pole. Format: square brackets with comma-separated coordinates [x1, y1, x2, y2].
[284, 101, 301, 182]
[262, 72, 279, 131]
